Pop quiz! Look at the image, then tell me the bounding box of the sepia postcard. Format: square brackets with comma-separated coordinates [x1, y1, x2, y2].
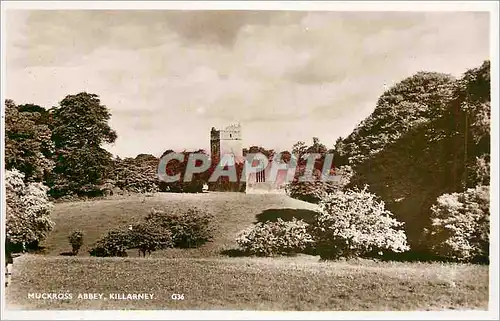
[1, 1, 498, 320]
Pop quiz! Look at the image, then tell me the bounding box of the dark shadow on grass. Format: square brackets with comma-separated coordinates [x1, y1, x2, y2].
[220, 248, 310, 258]
[220, 249, 249, 257]
[255, 208, 319, 224]
[59, 251, 76, 256]
[363, 251, 490, 265]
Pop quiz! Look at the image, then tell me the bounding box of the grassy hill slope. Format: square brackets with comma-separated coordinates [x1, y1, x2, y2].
[41, 192, 318, 257]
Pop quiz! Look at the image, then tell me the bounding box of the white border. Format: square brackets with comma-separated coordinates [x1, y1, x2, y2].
[1, 0, 7, 318]
[1, 1, 499, 320]
[0, 0, 496, 11]
[1, 310, 498, 320]
[489, 1, 500, 319]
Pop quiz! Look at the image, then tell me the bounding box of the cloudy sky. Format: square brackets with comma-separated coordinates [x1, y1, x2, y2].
[5, 10, 489, 157]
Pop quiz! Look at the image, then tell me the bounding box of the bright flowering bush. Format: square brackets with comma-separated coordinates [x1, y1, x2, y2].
[427, 185, 489, 262]
[5, 169, 55, 246]
[312, 187, 409, 259]
[236, 218, 314, 256]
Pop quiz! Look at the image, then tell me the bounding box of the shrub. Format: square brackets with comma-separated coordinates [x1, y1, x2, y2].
[312, 187, 409, 259]
[427, 185, 489, 262]
[5, 169, 54, 247]
[145, 207, 215, 248]
[129, 222, 174, 256]
[236, 218, 314, 256]
[89, 229, 132, 257]
[68, 230, 84, 255]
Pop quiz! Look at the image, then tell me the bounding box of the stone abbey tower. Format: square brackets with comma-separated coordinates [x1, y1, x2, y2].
[209, 123, 286, 194]
[210, 123, 243, 164]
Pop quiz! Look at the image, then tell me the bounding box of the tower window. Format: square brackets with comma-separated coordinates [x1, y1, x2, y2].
[230, 134, 232, 138]
[257, 170, 265, 183]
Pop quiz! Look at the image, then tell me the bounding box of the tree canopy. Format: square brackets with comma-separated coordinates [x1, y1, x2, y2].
[342, 61, 490, 253]
[49, 92, 117, 197]
[5, 100, 54, 182]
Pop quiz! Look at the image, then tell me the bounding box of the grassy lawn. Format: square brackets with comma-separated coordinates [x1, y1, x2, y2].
[6, 192, 490, 311]
[6, 255, 488, 310]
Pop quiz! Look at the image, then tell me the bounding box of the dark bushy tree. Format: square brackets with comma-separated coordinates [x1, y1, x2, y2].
[68, 231, 84, 255]
[88, 229, 131, 257]
[5, 100, 54, 182]
[145, 207, 215, 248]
[343, 61, 490, 254]
[337, 72, 456, 165]
[129, 222, 173, 257]
[49, 92, 117, 197]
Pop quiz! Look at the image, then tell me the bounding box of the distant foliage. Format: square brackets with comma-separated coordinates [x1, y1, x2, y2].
[291, 141, 307, 158]
[89, 229, 132, 257]
[236, 218, 314, 256]
[5, 100, 54, 182]
[158, 149, 210, 193]
[242, 146, 275, 159]
[427, 185, 489, 262]
[288, 166, 353, 204]
[145, 207, 215, 248]
[5, 169, 55, 246]
[312, 187, 409, 260]
[68, 230, 84, 255]
[111, 155, 159, 194]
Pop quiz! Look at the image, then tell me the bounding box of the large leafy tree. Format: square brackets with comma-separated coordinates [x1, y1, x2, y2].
[5, 100, 54, 182]
[49, 92, 117, 197]
[337, 72, 456, 166]
[448, 61, 490, 187]
[348, 61, 490, 253]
